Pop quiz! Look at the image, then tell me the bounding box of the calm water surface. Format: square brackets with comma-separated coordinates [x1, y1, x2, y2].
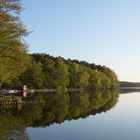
[27, 92, 140, 140]
[1, 91, 140, 140]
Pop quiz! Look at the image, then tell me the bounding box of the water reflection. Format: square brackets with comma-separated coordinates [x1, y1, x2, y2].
[0, 90, 119, 139]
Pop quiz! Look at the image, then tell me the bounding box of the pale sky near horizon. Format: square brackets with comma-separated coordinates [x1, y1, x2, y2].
[21, 0, 140, 82]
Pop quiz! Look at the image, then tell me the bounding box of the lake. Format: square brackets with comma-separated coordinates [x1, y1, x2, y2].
[0, 90, 140, 140]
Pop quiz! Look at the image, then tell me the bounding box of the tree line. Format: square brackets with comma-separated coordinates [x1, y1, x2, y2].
[2, 53, 119, 90]
[120, 81, 140, 87]
[16, 53, 118, 90]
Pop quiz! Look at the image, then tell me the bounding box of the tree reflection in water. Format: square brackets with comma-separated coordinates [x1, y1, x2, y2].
[0, 90, 119, 139]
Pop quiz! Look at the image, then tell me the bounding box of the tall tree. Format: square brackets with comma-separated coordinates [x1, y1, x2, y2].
[88, 69, 102, 90]
[53, 58, 69, 89]
[0, 0, 30, 83]
[19, 61, 45, 88]
[68, 62, 89, 89]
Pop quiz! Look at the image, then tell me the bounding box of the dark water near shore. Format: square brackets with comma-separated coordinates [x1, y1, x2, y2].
[0, 90, 140, 140]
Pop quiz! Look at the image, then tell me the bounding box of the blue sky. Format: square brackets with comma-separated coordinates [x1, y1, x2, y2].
[21, 0, 140, 82]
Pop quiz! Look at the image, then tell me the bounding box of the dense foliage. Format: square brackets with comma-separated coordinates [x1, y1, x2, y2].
[17, 53, 118, 90]
[1, 53, 119, 89]
[0, 0, 31, 84]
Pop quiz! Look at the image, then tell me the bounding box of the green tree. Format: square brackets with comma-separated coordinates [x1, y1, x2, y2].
[100, 72, 111, 89]
[0, 0, 30, 84]
[53, 58, 69, 89]
[97, 66, 119, 89]
[31, 54, 70, 89]
[43, 58, 56, 88]
[20, 61, 45, 88]
[88, 69, 102, 90]
[31, 53, 119, 90]
[68, 62, 89, 89]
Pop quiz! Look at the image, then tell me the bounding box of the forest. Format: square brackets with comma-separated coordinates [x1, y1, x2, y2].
[1, 53, 119, 90]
